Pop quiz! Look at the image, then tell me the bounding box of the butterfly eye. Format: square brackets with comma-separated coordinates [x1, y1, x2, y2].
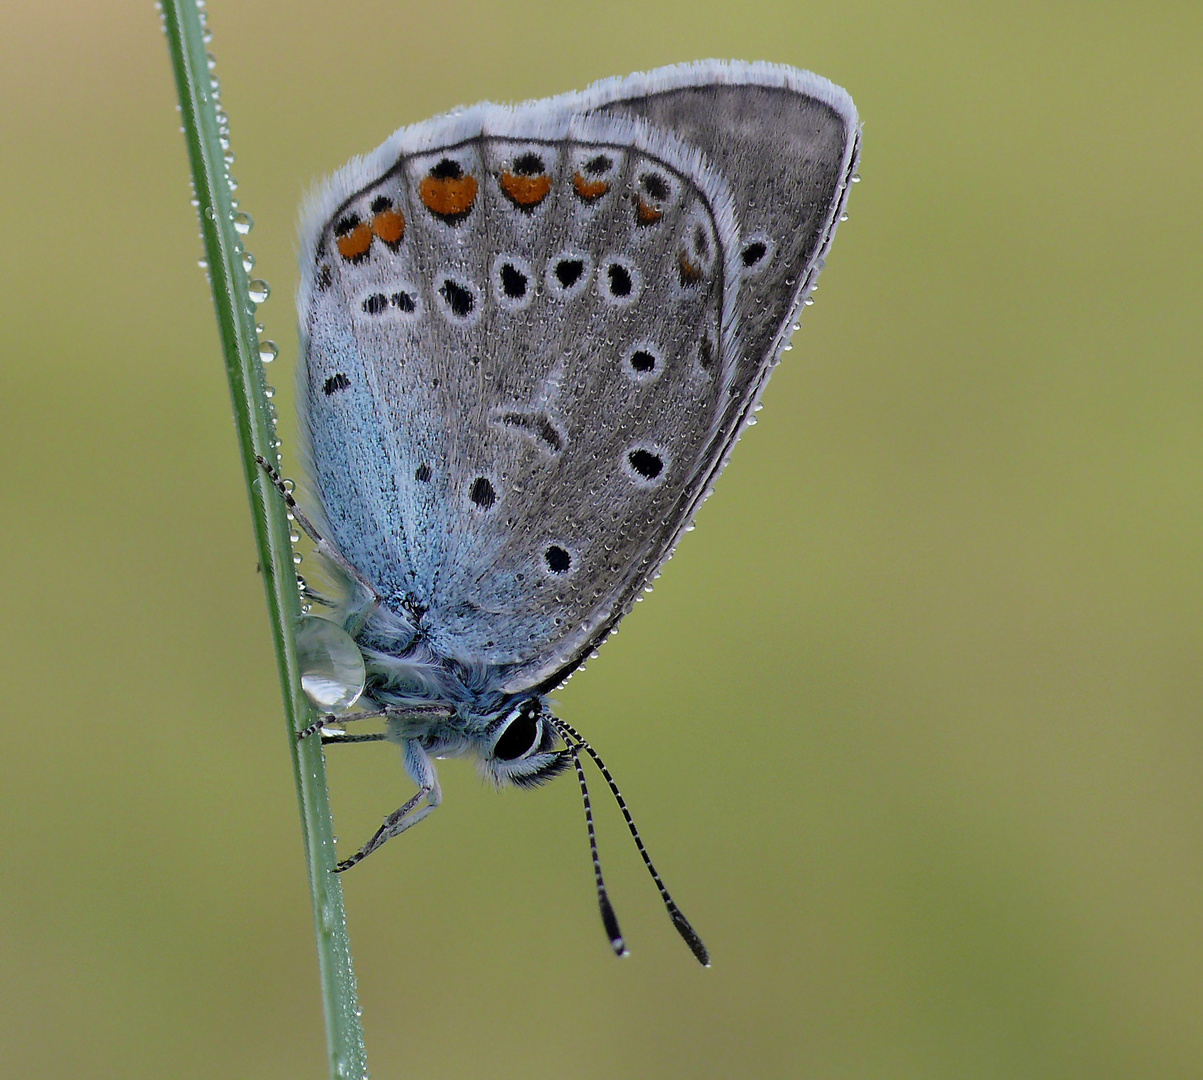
[493, 711, 540, 761]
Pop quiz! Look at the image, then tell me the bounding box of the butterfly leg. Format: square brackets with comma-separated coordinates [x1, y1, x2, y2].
[334, 739, 443, 871]
[318, 731, 389, 745]
[298, 702, 457, 742]
[255, 455, 384, 603]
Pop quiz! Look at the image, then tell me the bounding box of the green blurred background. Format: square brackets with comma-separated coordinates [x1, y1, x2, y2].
[2, 1, 1200, 1077]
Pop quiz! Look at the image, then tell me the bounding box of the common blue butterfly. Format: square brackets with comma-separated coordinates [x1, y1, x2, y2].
[273, 60, 860, 964]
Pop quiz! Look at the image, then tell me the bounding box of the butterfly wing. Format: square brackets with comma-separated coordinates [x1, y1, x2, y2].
[298, 61, 859, 694]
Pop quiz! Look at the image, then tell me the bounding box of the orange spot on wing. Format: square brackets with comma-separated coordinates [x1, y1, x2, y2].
[371, 208, 405, 246]
[572, 172, 609, 201]
[678, 251, 704, 286]
[499, 171, 552, 207]
[635, 198, 664, 225]
[335, 222, 373, 261]
[419, 175, 478, 220]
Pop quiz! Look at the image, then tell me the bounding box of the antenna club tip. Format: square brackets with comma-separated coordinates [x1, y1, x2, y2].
[671, 913, 710, 966]
[600, 894, 628, 958]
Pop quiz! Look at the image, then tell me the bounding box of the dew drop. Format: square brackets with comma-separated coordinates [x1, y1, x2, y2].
[247, 279, 270, 304]
[241, 252, 255, 273]
[295, 615, 366, 713]
[839, 211, 849, 221]
[258, 339, 278, 363]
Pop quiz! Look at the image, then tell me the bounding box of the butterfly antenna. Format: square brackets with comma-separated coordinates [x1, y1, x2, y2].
[564, 741, 627, 958]
[552, 717, 710, 967]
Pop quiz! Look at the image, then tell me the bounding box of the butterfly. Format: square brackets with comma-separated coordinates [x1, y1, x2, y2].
[270, 60, 860, 965]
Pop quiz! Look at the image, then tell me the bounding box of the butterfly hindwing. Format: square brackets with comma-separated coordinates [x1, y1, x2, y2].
[299, 61, 859, 692]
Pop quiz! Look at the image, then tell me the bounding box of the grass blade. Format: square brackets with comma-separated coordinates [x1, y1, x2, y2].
[160, 3, 369, 1076]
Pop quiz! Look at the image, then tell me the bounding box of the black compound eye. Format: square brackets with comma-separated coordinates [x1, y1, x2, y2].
[494, 711, 539, 761]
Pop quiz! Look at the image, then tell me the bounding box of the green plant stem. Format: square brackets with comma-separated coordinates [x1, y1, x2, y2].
[161, 3, 368, 1077]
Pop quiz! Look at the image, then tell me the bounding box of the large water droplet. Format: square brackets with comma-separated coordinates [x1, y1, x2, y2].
[296, 616, 366, 714]
[258, 339, 278, 364]
[241, 251, 255, 273]
[247, 279, 270, 304]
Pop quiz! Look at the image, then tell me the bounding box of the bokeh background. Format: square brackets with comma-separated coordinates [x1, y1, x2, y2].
[2, 2, 1200, 1077]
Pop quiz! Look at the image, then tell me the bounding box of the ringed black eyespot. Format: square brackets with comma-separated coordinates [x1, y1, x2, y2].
[555, 259, 584, 288]
[640, 172, 670, 200]
[439, 278, 475, 319]
[606, 262, 633, 297]
[628, 448, 663, 480]
[499, 262, 528, 299]
[511, 152, 545, 176]
[469, 476, 496, 509]
[742, 240, 768, 267]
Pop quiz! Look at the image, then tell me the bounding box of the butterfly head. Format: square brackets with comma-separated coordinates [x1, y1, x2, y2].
[480, 697, 572, 789]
